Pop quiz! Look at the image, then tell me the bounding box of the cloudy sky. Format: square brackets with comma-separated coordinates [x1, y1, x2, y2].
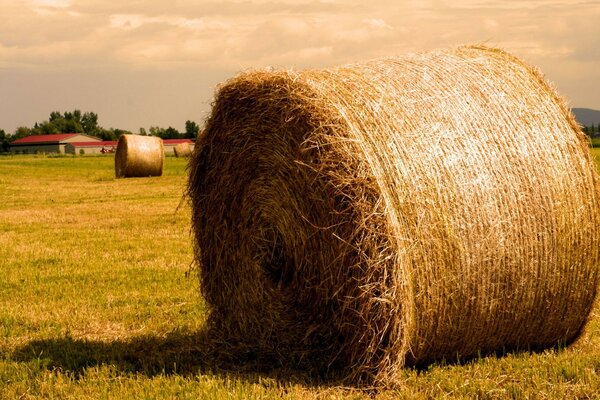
[1, 0, 599, 133]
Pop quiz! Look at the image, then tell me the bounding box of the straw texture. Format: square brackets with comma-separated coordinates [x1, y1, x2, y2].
[174, 143, 192, 158]
[188, 45, 600, 386]
[115, 134, 164, 178]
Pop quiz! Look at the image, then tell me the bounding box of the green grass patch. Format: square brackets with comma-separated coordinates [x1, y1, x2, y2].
[590, 137, 600, 148]
[590, 148, 600, 174]
[1, 155, 600, 398]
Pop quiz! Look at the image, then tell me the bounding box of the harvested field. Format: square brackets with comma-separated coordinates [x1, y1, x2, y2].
[0, 154, 600, 398]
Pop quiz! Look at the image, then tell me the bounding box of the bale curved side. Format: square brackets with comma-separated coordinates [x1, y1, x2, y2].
[115, 134, 164, 178]
[174, 143, 192, 158]
[188, 45, 600, 385]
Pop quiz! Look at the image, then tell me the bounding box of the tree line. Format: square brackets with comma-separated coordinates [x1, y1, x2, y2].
[0, 109, 201, 152]
[583, 124, 600, 137]
[2, 110, 599, 153]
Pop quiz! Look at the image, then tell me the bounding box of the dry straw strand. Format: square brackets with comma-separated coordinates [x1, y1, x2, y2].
[187, 45, 600, 386]
[115, 134, 164, 178]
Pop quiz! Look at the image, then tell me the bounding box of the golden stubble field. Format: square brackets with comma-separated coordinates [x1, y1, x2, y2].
[1, 152, 600, 399]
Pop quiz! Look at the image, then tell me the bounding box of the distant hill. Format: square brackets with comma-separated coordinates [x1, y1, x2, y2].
[572, 108, 600, 127]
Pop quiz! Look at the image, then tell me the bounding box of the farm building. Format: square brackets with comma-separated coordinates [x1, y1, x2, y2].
[163, 139, 195, 155]
[65, 141, 117, 155]
[11, 134, 195, 155]
[9, 134, 101, 154]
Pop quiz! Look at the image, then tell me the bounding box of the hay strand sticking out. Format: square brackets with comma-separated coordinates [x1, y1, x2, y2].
[115, 134, 164, 178]
[174, 142, 192, 158]
[188, 45, 600, 386]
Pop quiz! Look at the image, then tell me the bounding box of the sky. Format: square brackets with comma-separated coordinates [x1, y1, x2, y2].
[1, 0, 599, 133]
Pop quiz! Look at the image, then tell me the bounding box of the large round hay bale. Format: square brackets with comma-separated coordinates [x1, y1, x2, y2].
[188, 45, 600, 385]
[174, 142, 192, 158]
[115, 134, 164, 178]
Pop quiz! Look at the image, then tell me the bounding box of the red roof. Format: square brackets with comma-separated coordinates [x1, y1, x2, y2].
[11, 133, 79, 144]
[163, 139, 194, 145]
[68, 141, 117, 147]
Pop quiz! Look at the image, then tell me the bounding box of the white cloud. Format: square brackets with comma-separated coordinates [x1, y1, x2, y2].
[109, 14, 231, 32]
[483, 18, 499, 31]
[28, 0, 70, 15]
[365, 18, 392, 30]
[2, 0, 598, 71]
[0, 0, 599, 132]
[28, 0, 70, 8]
[109, 14, 147, 30]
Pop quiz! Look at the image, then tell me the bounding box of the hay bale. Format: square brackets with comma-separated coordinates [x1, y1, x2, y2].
[174, 142, 192, 158]
[188, 45, 600, 385]
[115, 134, 164, 178]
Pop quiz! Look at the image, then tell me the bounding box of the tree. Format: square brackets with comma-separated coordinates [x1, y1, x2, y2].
[59, 118, 84, 133]
[29, 110, 86, 135]
[148, 126, 182, 139]
[31, 121, 60, 135]
[113, 129, 130, 138]
[6, 109, 137, 143]
[184, 120, 200, 139]
[96, 129, 116, 141]
[13, 126, 32, 140]
[49, 111, 61, 122]
[149, 126, 165, 137]
[163, 126, 181, 139]
[0, 129, 9, 152]
[56, 110, 84, 133]
[81, 112, 100, 136]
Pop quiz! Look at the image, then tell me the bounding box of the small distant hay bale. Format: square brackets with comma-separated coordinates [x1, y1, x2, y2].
[187, 45, 600, 386]
[115, 134, 164, 178]
[174, 142, 192, 158]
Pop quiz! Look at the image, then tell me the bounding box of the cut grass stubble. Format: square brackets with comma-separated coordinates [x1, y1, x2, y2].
[1, 151, 600, 398]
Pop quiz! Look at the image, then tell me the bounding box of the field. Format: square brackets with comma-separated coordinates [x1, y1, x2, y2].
[1, 151, 600, 399]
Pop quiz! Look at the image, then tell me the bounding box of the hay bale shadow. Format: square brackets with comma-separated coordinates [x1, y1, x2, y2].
[9, 327, 341, 387]
[10, 325, 575, 390]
